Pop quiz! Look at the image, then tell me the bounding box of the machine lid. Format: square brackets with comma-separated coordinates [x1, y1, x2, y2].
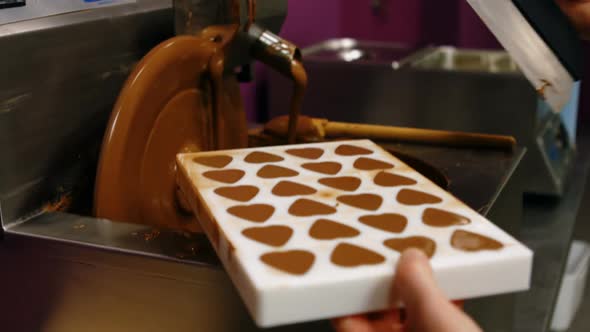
[467, 0, 583, 113]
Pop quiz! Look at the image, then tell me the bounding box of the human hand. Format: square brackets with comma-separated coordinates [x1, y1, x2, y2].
[332, 249, 482, 332]
[555, 0, 590, 39]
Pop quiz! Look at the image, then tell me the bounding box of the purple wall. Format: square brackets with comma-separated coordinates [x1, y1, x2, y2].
[279, 0, 499, 48]
[280, 0, 341, 47]
[340, 1, 422, 46]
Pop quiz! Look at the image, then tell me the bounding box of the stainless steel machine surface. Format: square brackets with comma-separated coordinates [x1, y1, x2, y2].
[301, 38, 432, 69]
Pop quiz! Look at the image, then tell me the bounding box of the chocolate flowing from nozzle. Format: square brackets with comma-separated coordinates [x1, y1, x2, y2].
[246, 0, 256, 31]
[250, 26, 307, 144]
[287, 60, 307, 144]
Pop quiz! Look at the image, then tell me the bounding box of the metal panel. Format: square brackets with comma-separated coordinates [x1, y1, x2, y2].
[0, 0, 174, 229]
[1, 214, 330, 332]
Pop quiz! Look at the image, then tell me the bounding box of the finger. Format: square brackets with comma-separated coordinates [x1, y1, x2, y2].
[393, 249, 482, 332]
[332, 315, 374, 332]
[368, 310, 405, 332]
[393, 249, 443, 309]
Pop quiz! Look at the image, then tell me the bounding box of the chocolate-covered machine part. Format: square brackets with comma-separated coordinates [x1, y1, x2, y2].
[94, 0, 306, 232]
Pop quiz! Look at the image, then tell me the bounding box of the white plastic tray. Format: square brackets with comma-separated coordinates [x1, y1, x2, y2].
[177, 140, 533, 327]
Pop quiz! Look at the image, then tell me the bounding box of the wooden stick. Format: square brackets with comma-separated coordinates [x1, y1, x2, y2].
[263, 115, 516, 150]
[324, 121, 516, 150]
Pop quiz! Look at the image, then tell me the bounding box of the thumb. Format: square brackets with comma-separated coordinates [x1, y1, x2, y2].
[393, 249, 482, 332]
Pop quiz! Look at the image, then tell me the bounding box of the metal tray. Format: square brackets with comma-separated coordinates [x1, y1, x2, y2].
[411, 46, 520, 74]
[302, 38, 431, 69]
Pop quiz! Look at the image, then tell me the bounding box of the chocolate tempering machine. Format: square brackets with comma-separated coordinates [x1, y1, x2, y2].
[0, 0, 581, 331]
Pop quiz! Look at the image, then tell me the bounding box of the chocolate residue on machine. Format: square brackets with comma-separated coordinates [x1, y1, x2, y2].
[42, 192, 73, 213]
[537, 79, 551, 99]
[94, 22, 248, 232]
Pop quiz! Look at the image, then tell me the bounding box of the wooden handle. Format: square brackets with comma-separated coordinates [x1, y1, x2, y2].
[324, 122, 516, 150]
[263, 115, 516, 150]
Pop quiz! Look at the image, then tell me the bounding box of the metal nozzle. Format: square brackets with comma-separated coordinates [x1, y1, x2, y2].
[248, 24, 301, 78]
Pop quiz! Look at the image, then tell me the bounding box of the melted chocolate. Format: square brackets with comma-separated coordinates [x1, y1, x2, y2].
[309, 219, 360, 240]
[289, 198, 337, 217]
[451, 230, 503, 251]
[331, 243, 385, 267]
[359, 213, 407, 233]
[214, 185, 259, 202]
[244, 151, 284, 164]
[286, 60, 308, 144]
[337, 194, 383, 211]
[227, 204, 275, 223]
[286, 147, 324, 160]
[301, 162, 342, 175]
[335, 144, 373, 156]
[257, 165, 299, 179]
[261, 250, 315, 275]
[374, 171, 417, 187]
[93, 25, 248, 233]
[242, 225, 293, 247]
[203, 169, 245, 184]
[353, 157, 394, 171]
[264, 115, 318, 139]
[397, 189, 442, 206]
[383, 236, 437, 258]
[193, 155, 233, 168]
[318, 176, 361, 192]
[423, 208, 470, 227]
[272, 181, 317, 197]
[246, 0, 256, 29]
